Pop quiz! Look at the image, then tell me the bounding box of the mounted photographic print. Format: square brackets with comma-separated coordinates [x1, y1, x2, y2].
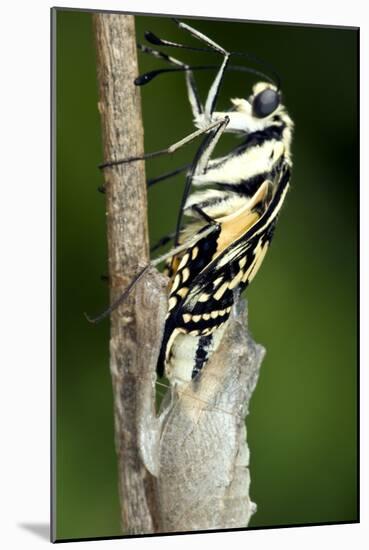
[51, 6, 359, 543]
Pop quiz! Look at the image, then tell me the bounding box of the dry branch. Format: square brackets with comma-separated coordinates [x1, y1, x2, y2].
[93, 13, 165, 534]
[94, 12, 265, 536]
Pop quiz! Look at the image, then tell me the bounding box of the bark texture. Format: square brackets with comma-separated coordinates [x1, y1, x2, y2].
[94, 12, 265, 536]
[94, 13, 165, 534]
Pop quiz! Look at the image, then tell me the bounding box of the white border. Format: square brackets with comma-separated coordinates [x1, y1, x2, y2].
[0, 1, 365, 548]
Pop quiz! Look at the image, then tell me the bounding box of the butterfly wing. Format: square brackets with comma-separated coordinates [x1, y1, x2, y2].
[157, 166, 290, 377]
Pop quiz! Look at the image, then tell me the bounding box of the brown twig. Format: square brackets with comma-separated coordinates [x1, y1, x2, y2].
[93, 13, 167, 534]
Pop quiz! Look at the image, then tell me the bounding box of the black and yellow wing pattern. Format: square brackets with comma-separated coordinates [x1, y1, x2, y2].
[157, 165, 290, 380]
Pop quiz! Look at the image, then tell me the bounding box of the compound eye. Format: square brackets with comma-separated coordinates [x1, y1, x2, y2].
[252, 88, 280, 118]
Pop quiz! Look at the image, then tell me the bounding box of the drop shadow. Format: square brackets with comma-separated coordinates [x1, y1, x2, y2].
[18, 523, 50, 541]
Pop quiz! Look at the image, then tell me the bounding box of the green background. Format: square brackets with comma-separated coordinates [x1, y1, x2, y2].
[54, 8, 358, 541]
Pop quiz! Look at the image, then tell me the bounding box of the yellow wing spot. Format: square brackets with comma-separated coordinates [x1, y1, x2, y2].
[203, 313, 211, 321]
[239, 257, 247, 269]
[213, 276, 223, 287]
[219, 309, 226, 316]
[182, 313, 192, 323]
[181, 267, 190, 283]
[228, 270, 244, 290]
[168, 296, 177, 311]
[248, 244, 269, 282]
[190, 329, 200, 336]
[178, 253, 190, 270]
[171, 274, 181, 293]
[211, 310, 219, 319]
[198, 293, 210, 303]
[242, 266, 253, 283]
[213, 281, 228, 300]
[192, 315, 201, 323]
[177, 287, 189, 299]
[226, 306, 232, 313]
[241, 251, 260, 282]
[191, 246, 199, 260]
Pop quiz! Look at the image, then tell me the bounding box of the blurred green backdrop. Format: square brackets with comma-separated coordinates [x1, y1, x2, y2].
[54, 8, 358, 541]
